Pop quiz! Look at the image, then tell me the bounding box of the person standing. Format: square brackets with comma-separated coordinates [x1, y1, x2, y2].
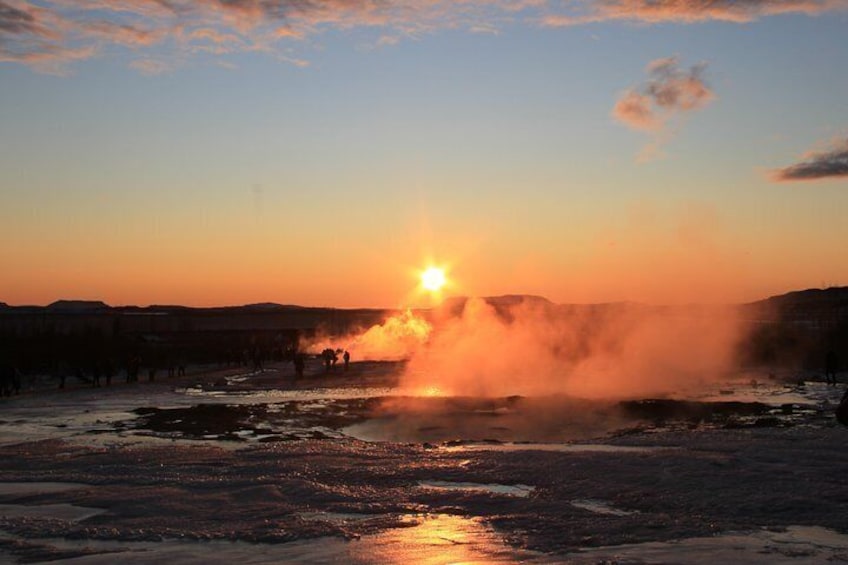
[826, 350, 839, 385]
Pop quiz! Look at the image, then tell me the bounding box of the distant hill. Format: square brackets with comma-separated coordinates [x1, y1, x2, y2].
[46, 300, 110, 313]
[242, 302, 301, 310]
[2, 287, 846, 320]
[742, 286, 848, 323]
[754, 286, 848, 306]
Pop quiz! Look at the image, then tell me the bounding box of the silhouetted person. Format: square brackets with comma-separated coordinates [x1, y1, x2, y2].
[104, 360, 114, 387]
[11, 367, 21, 395]
[343, 350, 350, 371]
[321, 348, 337, 372]
[836, 387, 848, 426]
[826, 350, 839, 385]
[252, 347, 263, 372]
[0, 366, 18, 397]
[91, 363, 101, 388]
[293, 354, 305, 379]
[129, 356, 140, 383]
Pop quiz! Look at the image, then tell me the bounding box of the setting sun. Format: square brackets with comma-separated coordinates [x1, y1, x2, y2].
[421, 267, 447, 292]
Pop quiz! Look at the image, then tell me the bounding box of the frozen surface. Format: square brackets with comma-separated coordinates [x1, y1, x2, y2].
[1, 362, 847, 563]
[569, 525, 848, 564]
[418, 481, 535, 497]
[0, 504, 105, 522]
[0, 483, 88, 497]
[440, 442, 669, 453]
[0, 514, 554, 564]
[570, 499, 638, 516]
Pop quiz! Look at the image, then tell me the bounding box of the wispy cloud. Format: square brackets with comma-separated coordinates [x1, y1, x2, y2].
[128, 56, 172, 75]
[0, 1, 96, 74]
[612, 56, 715, 160]
[2, 0, 847, 73]
[542, 0, 848, 26]
[771, 138, 848, 181]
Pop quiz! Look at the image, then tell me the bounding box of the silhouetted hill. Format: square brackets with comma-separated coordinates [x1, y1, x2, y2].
[742, 287, 848, 324]
[46, 300, 110, 313]
[3, 286, 847, 325]
[241, 302, 303, 311]
[754, 286, 848, 307]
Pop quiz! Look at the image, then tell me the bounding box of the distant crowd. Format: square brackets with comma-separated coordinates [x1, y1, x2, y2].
[0, 339, 356, 395]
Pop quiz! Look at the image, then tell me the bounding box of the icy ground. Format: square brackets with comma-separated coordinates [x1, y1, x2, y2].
[1, 361, 847, 563]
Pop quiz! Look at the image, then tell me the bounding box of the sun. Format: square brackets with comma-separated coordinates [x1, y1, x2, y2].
[421, 266, 447, 292]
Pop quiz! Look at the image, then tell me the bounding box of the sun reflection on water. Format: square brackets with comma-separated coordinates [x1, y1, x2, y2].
[421, 386, 445, 397]
[347, 514, 542, 564]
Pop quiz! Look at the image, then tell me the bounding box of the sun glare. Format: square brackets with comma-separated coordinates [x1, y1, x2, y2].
[421, 267, 447, 292]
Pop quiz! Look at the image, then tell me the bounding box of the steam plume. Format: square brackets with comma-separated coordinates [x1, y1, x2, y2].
[321, 296, 746, 400]
[301, 309, 431, 361]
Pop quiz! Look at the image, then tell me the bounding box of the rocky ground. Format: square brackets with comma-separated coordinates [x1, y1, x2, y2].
[1, 362, 847, 563]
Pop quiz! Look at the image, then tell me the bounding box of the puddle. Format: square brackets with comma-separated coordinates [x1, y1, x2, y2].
[570, 499, 637, 516]
[298, 511, 377, 524]
[0, 514, 552, 564]
[178, 387, 393, 402]
[418, 481, 535, 497]
[0, 503, 106, 522]
[1, 373, 839, 449]
[0, 482, 89, 497]
[441, 442, 666, 453]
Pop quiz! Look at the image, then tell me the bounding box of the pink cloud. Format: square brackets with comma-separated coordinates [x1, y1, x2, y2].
[613, 56, 714, 133]
[542, 0, 847, 25]
[3, 0, 847, 73]
[612, 56, 716, 160]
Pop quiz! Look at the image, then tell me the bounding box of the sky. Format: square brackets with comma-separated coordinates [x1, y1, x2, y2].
[1, 0, 847, 308]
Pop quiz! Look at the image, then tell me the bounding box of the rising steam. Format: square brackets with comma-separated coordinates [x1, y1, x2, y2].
[301, 309, 431, 361]
[317, 297, 747, 400]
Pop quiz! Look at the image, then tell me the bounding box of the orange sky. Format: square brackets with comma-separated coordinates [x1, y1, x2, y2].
[2, 2, 847, 307]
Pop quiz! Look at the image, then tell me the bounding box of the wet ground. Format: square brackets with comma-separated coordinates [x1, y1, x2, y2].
[1, 361, 847, 563]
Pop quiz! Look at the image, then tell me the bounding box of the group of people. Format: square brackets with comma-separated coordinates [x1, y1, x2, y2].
[291, 348, 351, 378]
[826, 350, 840, 385]
[823, 349, 848, 426]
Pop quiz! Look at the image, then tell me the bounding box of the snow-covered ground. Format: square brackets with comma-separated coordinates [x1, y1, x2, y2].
[1, 362, 847, 563]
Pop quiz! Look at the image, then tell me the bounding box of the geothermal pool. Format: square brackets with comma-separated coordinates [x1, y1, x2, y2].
[1, 360, 847, 563]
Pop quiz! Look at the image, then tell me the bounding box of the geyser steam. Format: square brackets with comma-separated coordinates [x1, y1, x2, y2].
[310, 297, 747, 400]
[301, 309, 431, 361]
[405, 298, 745, 399]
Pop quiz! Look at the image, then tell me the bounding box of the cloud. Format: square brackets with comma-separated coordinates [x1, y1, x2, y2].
[83, 21, 164, 47]
[612, 89, 660, 132]
[2, 0, 847, 73]
[613, 56, 715, 132]
[0, 1, 40, 35]
[542, 0, 848, 26]
[771, 138, 848, 181]
[129, 57, 173, 75]
[0, 1, 97, 74]
[612, 56, 715, 160]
